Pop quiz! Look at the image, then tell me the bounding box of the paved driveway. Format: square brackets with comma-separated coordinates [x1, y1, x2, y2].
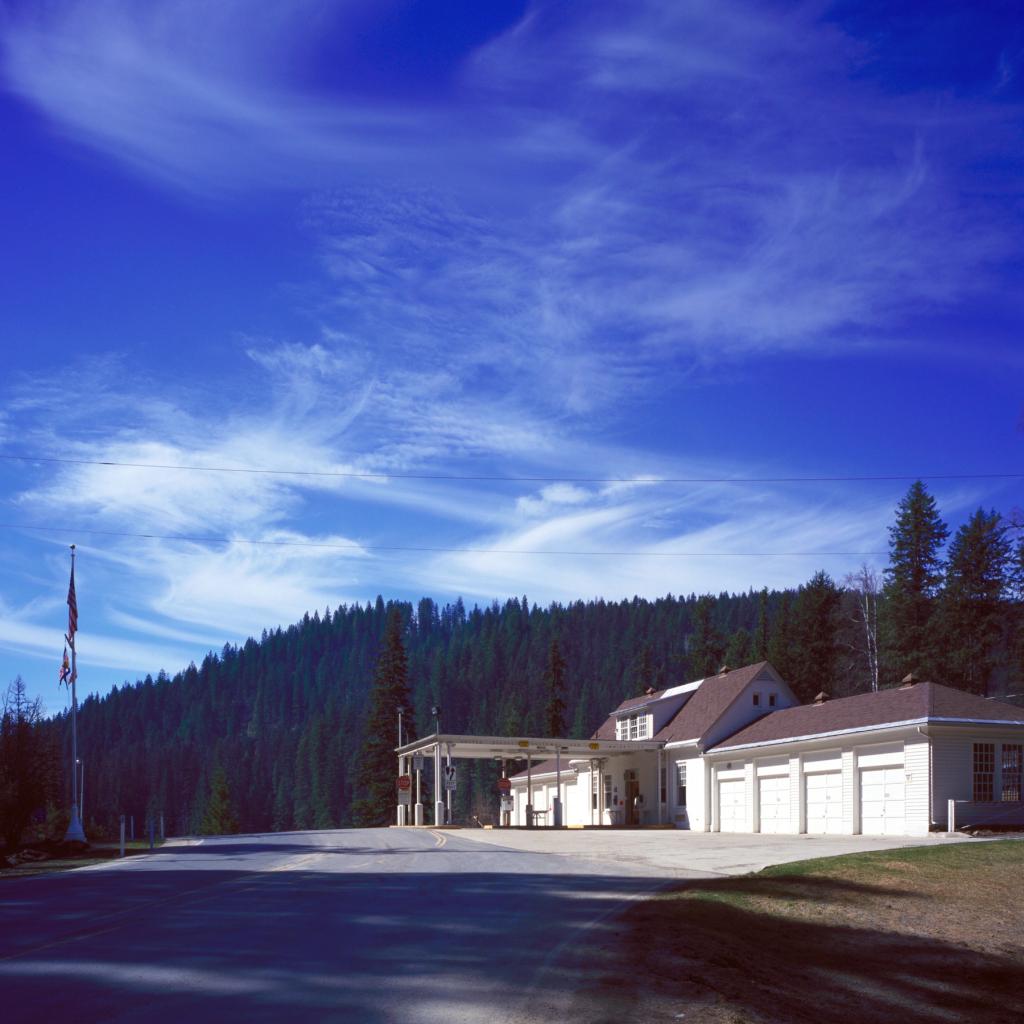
[451, 826, 972, 876]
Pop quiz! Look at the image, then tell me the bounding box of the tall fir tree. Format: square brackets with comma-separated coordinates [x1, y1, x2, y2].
[936, 509, 1012, 694]
[754, 588, 770, 661]
[767, 592, 794, 680]
[789, 571, 843, 703]
[352, 607, 413, 826]
[200, 765, 239, 836]
[544, 636, 568, 736]
[882, 481, 948, 683]
[689, 595, 725, 678]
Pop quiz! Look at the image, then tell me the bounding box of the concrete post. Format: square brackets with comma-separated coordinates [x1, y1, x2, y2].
[445, 744, 453, 825]
[119, 815, 125, 858]
[553, 747, 563, 828]
[434, 743, 445, 827]
[526, 754, 533, 828]
[948, 798, 956, 833]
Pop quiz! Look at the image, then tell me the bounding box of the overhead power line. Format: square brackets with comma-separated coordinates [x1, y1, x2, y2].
[0, 521, 887, 558]
[0, 453, 1019, 486]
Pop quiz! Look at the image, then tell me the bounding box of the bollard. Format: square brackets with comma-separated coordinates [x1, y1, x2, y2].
[160, 813, 165, 841]
[149, 819, 154, 850]
[130, 815, 135, 841]
[120, 815, 125, 858]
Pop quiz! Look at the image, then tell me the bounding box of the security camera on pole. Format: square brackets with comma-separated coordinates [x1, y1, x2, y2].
[62, 545, 87, 845]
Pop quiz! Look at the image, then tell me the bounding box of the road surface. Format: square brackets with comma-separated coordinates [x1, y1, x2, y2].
[0, 828, 676, 1023]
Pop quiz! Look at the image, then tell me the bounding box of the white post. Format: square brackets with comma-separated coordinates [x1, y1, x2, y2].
[590, 759, 595, 826]
[553, 747, 563, 827]
[415, 758, 424, 826]
[434, 743, 444, 827]
[445, 744, 453, 825]
[948, 798, 956, 833]
[657, 748, 664, 825]
[119, 815, 125, 858]
[528, 755, 534, 827]
[597, 759, 604, 825]
[397, 753, 404, 827]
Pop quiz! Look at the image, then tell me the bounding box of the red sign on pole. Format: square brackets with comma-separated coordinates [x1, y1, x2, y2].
[397, 774, 412, 791]
[497, 777, 511, 793]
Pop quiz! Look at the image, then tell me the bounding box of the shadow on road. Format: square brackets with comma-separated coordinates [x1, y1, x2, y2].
[2, 837, 1020, 1024]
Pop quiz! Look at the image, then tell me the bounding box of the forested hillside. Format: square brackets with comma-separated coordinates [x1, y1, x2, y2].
[5, 483, 1024, 844]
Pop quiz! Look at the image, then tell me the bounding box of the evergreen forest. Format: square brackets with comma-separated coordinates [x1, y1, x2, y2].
[4, 482, 1024, 846]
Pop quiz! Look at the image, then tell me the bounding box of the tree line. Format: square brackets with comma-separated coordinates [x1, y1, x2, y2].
[2, 482, 1022, 847]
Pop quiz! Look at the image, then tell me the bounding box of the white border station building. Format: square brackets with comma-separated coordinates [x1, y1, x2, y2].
[507, 661, 1024, 836]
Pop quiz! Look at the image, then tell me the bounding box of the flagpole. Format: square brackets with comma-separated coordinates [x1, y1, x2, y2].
[64, 544, 86, 845]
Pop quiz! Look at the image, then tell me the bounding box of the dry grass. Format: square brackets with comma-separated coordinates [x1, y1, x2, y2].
[566, 840, 1024, 1024]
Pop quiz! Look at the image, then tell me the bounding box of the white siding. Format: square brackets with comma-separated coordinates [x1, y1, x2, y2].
[841, 749, 855, 833]
[701, 670, 800, 749]
[931, 734, 972, 826]
[904, 738, 931, 835]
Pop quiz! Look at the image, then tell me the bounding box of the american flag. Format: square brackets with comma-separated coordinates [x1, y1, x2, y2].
[67, 563, 78, 637]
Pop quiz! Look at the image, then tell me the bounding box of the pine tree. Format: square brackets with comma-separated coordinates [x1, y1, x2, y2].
[200, 766, 239, 836]
[689, 596, 725, 678]
[882, 481, 949, 682]
[544, 636, 567, 736]
[789, 571, 842, 703]
[754, 588, 770, 660]
[351, 607, 412, 826]
[936, 509, 1011, 694]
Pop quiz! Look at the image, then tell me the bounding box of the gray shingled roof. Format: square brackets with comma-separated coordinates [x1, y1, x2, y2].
[711, 681, 1024, 750]
[655, 662, 772, 744]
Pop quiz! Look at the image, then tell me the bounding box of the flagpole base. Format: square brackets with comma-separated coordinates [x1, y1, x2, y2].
[64, 805, 87, 845]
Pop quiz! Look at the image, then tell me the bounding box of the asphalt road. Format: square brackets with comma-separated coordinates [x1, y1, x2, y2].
[0, 829, 679, 1023]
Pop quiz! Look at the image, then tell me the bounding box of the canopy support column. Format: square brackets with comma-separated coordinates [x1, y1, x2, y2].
[434, 742, 444, 827]
[526, 754, 533, 828]
[553, 747, 563, 828]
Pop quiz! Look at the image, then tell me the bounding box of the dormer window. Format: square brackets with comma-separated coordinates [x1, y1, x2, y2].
[752, 693, 760, 707]
[616, 713, 651, 740]
[769, 693, 777, 707]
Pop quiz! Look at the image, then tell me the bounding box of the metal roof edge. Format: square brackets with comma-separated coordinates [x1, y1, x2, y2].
[707, 717, 930, 754]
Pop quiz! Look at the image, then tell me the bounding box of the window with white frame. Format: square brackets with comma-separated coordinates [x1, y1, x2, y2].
[752, 692, 760, 707]
[616, 713, 651, 740]
[769, 693, 777, 707]
[591, 771, 599, 811]
[603, 773, 612, 811]
[676, 762, 687, 807]
[973, 743, 995, 802]
[1002, 744, 1022, 802]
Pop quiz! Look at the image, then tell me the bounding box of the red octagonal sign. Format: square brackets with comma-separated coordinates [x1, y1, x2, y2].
[397, 774, 412, 791]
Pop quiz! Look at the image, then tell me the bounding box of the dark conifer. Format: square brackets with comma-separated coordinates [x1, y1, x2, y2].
[351, 607, 412, 826]
[882, 481, 949, 681]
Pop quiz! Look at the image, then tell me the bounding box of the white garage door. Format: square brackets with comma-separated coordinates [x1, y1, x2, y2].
[758, 776, 791, 833]
[860, 767, 906, 835]
[805, 772, 844, 834]
[719, 779, 747, 832]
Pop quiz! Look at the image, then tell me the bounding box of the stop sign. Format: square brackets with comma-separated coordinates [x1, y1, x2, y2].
[497, 777, 511, 792]
[397, 774, 412, 791]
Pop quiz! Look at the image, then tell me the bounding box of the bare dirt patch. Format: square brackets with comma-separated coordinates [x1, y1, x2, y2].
[561, 840, 1024, 1024]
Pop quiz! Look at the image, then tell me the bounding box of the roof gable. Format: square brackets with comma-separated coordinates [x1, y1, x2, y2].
[655, 662, 777, 745]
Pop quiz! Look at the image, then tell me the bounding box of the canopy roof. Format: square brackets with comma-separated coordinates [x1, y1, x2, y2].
[396, 732, 663, 761]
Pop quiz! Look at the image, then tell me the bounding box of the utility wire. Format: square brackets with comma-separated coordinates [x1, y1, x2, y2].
[0, 453, 1019, 485]
[0, 521, 887, 558]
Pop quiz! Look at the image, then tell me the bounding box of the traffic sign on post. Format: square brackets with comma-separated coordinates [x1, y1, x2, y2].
[444, 765, 457, 791]
[397, 774, 412, 792]
[497, 777, 511, 793]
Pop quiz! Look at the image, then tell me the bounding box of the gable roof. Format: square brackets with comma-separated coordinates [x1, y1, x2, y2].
[711, 682, 1024, 751]
[612, 689, 668, 714]
[655, 662, 774, 744]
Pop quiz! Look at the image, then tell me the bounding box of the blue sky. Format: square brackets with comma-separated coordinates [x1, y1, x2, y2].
[0, 0, 1021, 714]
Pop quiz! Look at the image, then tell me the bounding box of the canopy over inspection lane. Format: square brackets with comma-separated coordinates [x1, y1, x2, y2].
[396, 732, 664, 761]
[394, 733, 666, 829]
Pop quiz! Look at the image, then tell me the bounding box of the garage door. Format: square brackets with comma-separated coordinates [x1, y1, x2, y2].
[719, 779, 747, 832]
[758, 776, 791, 833]
[805, 772, 844, 834]
[860, 767, 906, 835]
